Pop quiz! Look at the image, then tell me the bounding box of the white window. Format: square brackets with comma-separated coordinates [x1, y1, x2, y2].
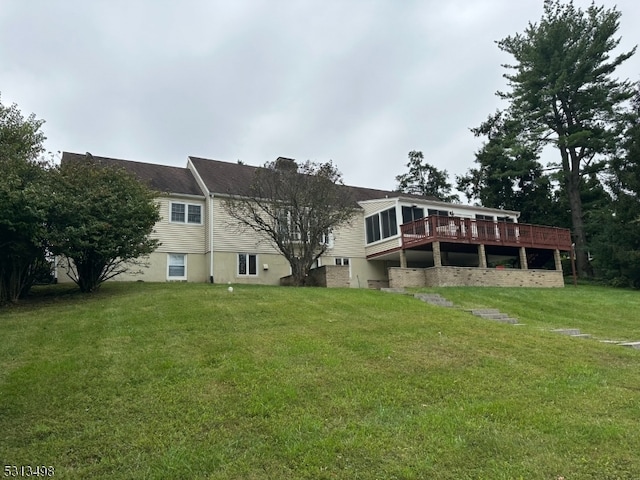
[335, 258, 349, 266]
[170, 202, 202, 224]
[238, 253, 258, 276]
[167, 254, 186, 280]
[321, 230, 334, 248]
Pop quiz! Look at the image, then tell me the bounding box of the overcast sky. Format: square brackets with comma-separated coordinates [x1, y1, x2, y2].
[1, 0, 638, 194]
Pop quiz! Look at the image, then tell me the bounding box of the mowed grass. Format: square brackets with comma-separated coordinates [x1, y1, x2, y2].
[1, 283, 639, 479]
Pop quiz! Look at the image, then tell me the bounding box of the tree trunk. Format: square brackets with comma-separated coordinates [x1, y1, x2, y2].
[290, 259, 308, 287]
[565, 150, 593, 278]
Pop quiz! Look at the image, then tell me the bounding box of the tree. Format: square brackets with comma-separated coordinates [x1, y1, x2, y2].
[591, 87, 640, 286]
[495, 0, 637, 277]
[49, 154, 161, 292]
[395, 151, 459, 202]
[223, 158, 356, 286]
[0, 96, 49, 304]
[457, 110, 562, 225]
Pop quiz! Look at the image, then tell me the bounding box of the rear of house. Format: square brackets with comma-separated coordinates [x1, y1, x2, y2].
[56, 153, 572, 288]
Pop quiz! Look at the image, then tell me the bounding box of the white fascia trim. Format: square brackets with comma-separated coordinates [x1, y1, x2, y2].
[163, 192, 206, 200]
[396, 197, 521, 219]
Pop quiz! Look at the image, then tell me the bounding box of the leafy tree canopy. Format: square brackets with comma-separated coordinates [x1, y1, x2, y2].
[49, 154, 161, 293]
[0, 95, 49, 304]
[395, 151, 459, 202]
[491, 0, 636, 277]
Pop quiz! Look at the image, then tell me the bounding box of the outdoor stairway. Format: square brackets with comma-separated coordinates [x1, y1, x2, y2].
[380, 288, 640, 350]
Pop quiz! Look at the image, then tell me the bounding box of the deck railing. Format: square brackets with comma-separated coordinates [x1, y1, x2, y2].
[400, 216, 572, 250]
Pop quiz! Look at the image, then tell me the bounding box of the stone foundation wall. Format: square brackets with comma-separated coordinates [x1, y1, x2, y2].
[281, 265, 350, 288]
[389, 266, 565, 288]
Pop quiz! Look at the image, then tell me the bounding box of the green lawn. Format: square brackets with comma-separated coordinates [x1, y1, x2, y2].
[1, 283, 639, 479]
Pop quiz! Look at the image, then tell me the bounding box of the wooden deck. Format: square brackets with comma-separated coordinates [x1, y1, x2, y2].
[400, 216, 572, 251]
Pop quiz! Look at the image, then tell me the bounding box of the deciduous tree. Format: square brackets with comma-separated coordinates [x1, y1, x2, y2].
[223, 158, 356, 286]
[0, 96, 49, 304]
[50, 154, 161, 292]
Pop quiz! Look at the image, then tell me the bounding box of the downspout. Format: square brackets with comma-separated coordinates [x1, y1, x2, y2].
[209, 192, 214, 283]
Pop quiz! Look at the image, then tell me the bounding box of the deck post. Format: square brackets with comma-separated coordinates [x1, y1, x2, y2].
[478, 244, 487, 268]
[554, 249, 562, 271]
[433, 241, 442, 267]
[519, 247, 528, 270]
[400, 249, 407, 268]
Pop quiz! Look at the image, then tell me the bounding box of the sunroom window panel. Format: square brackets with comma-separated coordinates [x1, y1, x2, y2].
[381, 208, 397, 238]
[402, 206, 424, 224]
[366, 215, 381, 243]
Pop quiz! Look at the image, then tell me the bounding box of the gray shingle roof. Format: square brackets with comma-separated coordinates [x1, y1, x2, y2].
[61, 152, 203, 196]
[188, 156, 439, 203]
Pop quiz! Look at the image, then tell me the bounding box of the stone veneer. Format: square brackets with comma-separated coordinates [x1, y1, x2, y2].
[389, 266, 565, 288]
[281, 265, 350, 288]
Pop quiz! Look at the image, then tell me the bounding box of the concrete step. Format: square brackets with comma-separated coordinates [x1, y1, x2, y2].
[474, 312, 512, 319]
[413, 293, 455, 307]
[467, 308, 502, 315]
[489, 317, 520, 325]
[381, 287, 407, 294]
[465, 307, 521, 325]
[551, 328, 582, 336]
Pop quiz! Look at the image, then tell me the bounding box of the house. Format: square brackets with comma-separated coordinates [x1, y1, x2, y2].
[58, 152, 573, 288]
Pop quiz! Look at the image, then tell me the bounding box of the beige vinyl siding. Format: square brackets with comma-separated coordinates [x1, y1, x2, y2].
[328, 211, 366, 258]
[212, 197, 290, 255]
[153, 196, 206, 254]
[212, 251, 291, 285]
[365, 236, 402, 258]
[360, 198, 398, 217]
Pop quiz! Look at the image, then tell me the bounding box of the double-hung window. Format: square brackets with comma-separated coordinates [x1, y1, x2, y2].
[365, 208, 398, 244]
[170, 202, 202, 224]
[167, 254, 186, 280]
[238, 253, 258, 276]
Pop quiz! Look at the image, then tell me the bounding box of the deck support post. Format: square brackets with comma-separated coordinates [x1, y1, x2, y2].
[519, 247, 528, 270]
[433, 241, 442, 267]
[554, 249, 562, 272]
[478, 244, 487, 268]
[400, 249, 407, 268]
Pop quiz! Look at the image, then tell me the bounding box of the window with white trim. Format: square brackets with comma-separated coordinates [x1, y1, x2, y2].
[238, 253, 258, 276]
[170, 202, 202, 224]
[335, 258, 349, 266]
[167, 254, 186, 279]
[365, 207, 397, 244]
